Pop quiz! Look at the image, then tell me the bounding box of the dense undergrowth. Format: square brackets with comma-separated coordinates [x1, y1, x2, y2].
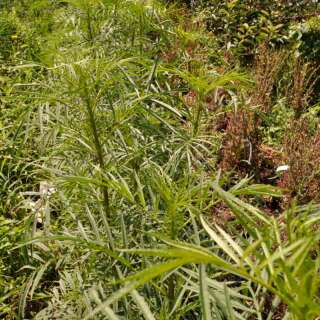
[1, 0, 320, 319]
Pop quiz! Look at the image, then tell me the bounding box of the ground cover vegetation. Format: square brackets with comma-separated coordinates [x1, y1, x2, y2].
[1, 0, 320, 319]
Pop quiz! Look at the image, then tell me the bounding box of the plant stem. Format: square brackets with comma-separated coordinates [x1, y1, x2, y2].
[83, 87, 111, 218]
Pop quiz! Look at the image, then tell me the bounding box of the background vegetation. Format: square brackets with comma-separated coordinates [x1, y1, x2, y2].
[1, 0, 320, 319]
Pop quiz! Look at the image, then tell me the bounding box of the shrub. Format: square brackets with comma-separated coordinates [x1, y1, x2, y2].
[299, 16, 320, 62]
[220, 108, 260, 174]
[195, 0, 320, 59]
[251, 44, 285, 112]
[279, 118, 320, 204]
[286, 59, 320, 117]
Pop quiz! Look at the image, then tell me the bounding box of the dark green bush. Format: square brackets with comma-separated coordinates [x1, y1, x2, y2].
[299, 17, 320, 62]
[196, 0, 320, 59]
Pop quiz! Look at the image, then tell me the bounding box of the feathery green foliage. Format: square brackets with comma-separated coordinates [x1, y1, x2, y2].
[1, 1, 320, 319]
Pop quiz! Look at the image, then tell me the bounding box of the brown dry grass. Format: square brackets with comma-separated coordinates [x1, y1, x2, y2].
[251, 44, 286, 112]
[286, 59, 319, 118]
[279, 118, 320, 203]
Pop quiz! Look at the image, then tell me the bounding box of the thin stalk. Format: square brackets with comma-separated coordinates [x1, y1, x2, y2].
[82, 86, 111, 218]
[82, 82, 154, 317]
[193, 97, 204, 136]
[168, 206, 177, 309]
[86, 5, 94, 44]
[168, 276, 175, 309]
[192, 216, 211, 319]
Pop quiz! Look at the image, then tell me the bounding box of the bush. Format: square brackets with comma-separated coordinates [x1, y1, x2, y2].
[196, 0, 320, 60]
[279, 118, 320, 203]
[299, 16, 320, 62]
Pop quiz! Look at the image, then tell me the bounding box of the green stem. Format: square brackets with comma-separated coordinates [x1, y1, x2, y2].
[168, 275, 175, 309]
[86, 5, 94, 44]
[83, 87, 111, 218]
[193, 98, 204, 136]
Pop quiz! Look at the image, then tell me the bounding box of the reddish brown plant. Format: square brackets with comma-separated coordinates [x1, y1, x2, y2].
[279, 118, 320, 204]
[286, 60, 319, 118]
[251, 44, 285, 112]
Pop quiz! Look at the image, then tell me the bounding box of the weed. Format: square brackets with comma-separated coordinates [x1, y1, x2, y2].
[286, 59, 319, 118]
[251, 44, 285, 112]
[279, 118, 320, 204]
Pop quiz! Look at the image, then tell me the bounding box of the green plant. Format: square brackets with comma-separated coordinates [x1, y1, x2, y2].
[1, 0, 320, 319]
[298, 16, 320, 62]
[84, 182, 320, 320]
[195, 0, 320, 60]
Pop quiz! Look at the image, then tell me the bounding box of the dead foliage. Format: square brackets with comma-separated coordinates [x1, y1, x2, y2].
[210, 202, 235, 226]
[286, 59, 320, 118]
[219, 109, 261, 176]
[279, 118, 320, 203]
[251, 44, 285, 112]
